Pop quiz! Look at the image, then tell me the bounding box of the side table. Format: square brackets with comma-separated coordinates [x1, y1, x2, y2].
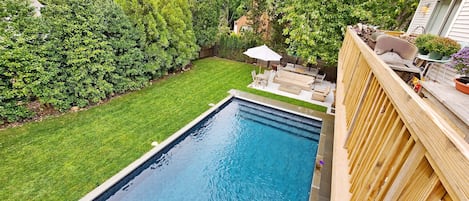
[416, 54, 450, 80]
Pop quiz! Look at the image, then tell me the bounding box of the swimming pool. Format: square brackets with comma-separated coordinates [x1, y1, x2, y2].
[82, 96, 322, 201]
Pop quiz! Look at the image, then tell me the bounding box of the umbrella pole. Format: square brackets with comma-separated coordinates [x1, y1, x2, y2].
[258, 59, 261, 74]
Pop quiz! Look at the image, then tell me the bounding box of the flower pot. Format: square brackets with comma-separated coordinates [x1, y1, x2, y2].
[418, 48, 429, 55]
[441, 55, 450, 60]
[428, 51, 442, 60]
[454, 77, 469, 94]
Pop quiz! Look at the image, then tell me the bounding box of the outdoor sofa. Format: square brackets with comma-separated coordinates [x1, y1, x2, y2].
[273, 70, 315, 91]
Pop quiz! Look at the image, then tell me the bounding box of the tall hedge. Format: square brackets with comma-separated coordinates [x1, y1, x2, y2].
[0, 0, 44, 123]
[155, 0, 199, 70]
[1, 0, 200, 123]
[217, 33, 260, 61]
[0, 0, 149, 123]
[114, 0, 171, 77]
[37, 0, 149, 110]
[190, 0, 221, 48]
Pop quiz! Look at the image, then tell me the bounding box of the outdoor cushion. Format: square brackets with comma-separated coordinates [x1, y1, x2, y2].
[374, 35, 418, 60]
[273, 70, 315, 91]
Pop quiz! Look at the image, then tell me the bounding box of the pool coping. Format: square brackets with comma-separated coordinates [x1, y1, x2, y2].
[80, 90, 332, 201]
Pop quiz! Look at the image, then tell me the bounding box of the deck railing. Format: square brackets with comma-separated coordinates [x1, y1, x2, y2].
[335, 27, 469, 200]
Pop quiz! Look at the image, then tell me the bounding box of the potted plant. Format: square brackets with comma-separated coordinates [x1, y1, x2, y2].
[414, 34, 437, 55]
[448, 47, 469, 94]
[441, 38, 461, 60]
[426, 37, 460, 60]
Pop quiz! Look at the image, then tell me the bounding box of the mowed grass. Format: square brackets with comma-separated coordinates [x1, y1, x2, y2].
[0, 57, 326, 200]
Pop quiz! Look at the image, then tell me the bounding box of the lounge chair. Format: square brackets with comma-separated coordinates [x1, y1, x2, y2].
[311, 86, 330, 102]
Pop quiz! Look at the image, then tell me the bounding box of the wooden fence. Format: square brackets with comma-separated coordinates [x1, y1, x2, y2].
[336, 27, 469, 200]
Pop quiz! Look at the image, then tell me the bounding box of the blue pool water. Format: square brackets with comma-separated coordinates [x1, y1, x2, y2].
[100, 98, 321, 201]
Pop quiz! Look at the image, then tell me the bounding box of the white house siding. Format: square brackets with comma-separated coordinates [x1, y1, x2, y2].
[407, 0, 439, 35]
[446, 0, 469, 42]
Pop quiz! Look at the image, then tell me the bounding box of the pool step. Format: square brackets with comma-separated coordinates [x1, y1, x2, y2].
[238, 110, 320, 142]
[237, 101, 322, 128]
[237, 102, 321, 142]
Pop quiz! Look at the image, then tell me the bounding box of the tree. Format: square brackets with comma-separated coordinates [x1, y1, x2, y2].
[114, 0, 171, 77]
[99, 0, 148, 93]
[155, 0, 199, 70]
[219, 0, 249, 31]
[357, 0, 419, 30]
[0, 0, 45, 122]
[190, 0, 222, 47]
[39, 0, 115, 109]
[39, 0, 148, 109]
[278, 0, 418, 65]
[266, 0, 288, 52]
[246, 0, 268, 36]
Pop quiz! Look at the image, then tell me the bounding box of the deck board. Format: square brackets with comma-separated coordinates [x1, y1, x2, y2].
[421, 80, 469, 126]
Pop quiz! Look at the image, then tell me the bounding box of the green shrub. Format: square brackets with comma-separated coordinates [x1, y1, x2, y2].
[414, 34, 437, 54]
[218, 33, 261, 61]
[426, 36, 460, 56]
[0, 0, 43, 122]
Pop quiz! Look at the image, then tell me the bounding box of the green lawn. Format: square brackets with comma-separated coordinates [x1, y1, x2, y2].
[0, 57, 326, 200]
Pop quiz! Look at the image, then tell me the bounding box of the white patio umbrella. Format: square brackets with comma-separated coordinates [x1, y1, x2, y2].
[243, 45, 282, 73]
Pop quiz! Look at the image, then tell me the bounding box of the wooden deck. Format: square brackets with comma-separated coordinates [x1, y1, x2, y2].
[333, 27, 469, 200]
[422, 81, 469, 127]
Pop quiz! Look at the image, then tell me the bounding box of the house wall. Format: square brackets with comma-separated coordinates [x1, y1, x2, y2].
[233, 16, 248, 34]
[407, 0, 469, 43]
[232, 13, 270, 40]
[407, 0, 439, 35]
[446, 0, 469, 42]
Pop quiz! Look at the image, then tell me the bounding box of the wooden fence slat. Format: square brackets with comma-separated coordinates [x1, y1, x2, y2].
[363, 117, 404, 199]
[353, 101, 394, 198]
[338, 27, 469, 201]
[383, 142, 425, 201]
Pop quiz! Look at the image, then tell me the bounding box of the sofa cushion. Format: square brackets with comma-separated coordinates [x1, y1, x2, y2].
[274, 70, 315, 91]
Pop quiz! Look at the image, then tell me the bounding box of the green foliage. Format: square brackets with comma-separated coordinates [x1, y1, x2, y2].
[246, 0, 268, 35]
[266, 0, 288, 53]
[155, 0, 199, 70]
[218, 33, 261, 61]
[355, 0, 419, 30]
[426, 37, 460, 56]
[39, 0, 116, 109]
[99, 0, 149, 93]
[219, 0, 249, 30]
[190, 0, 222, 47]
[279, 0, 356, 64]
[1, 0, 150, 122]
[114, 0, 171, 77]
[0, 0, 44, 123]
[278, 0, 419, 65]
[415, 34, 438, 53]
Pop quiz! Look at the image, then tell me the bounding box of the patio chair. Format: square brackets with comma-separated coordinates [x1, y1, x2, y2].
[315, 73, 326, 84]
[311, 86, 331, 102]
[260, 70, 270, 87]
[254, 70, 270, 87]
[251, 70, 261, 86]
